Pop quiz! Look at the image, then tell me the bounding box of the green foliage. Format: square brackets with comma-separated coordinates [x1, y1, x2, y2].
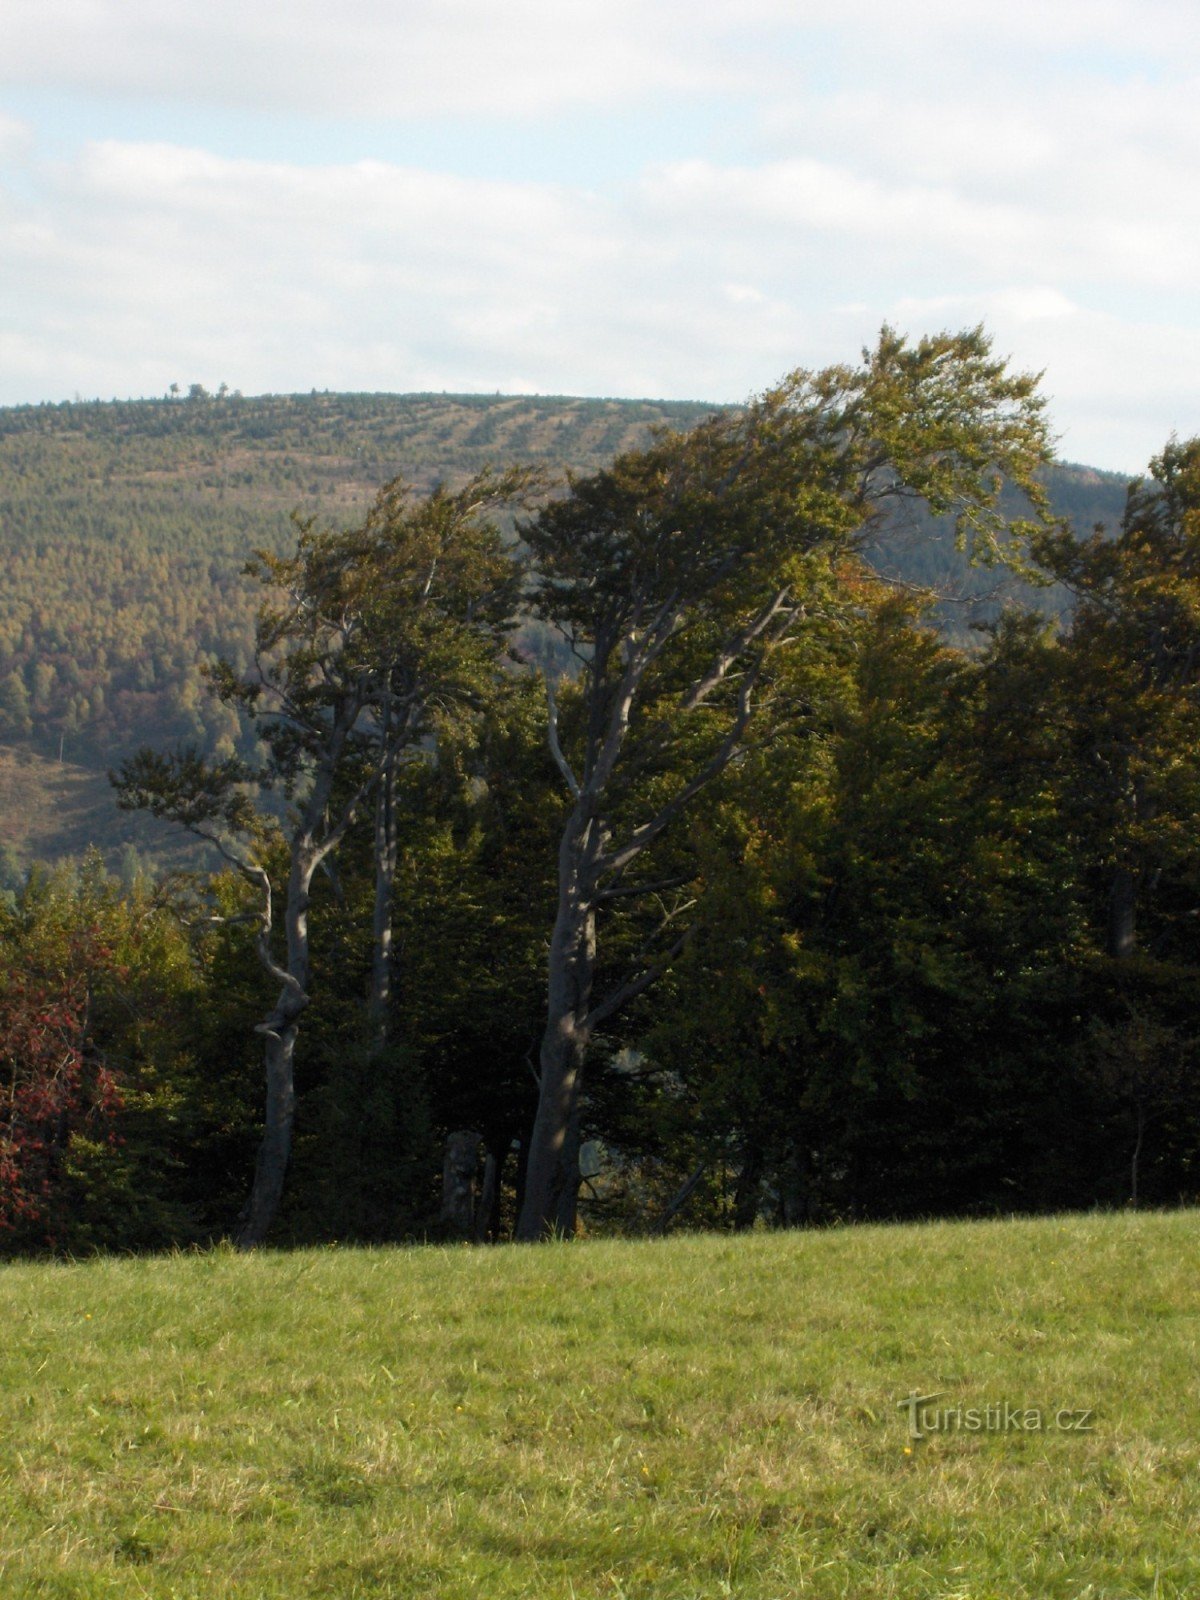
[1028, 437, 1200, 890]
[113, 746, 265, 835]
[0, 855, 261, 1254]
[637, 537, 1200, 1225]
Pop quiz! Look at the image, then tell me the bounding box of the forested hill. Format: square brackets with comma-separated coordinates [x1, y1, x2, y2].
[0, 388, 1129, 871]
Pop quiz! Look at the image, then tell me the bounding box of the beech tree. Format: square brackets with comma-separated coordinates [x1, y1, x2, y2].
[113, 469, 531, 1246]
[515, 326, 1057, 1240]
[348, 471, 531, 1044]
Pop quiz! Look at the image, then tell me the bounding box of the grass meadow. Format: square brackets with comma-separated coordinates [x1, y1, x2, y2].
[1, 1210, 1197, 1598]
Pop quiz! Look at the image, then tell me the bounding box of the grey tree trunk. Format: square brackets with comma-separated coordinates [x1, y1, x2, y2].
[237, 1024, 298, 1246]
[776, 1141, 812, 1226]
[473, 1149, 500, 1243]
[519, 1000, 589, 1239]
[370, 749, 399, 1043]
[553, 1091, 583, 1237]
[733, 1145, 764, 1231]
[440, 1129, 482, 1235]
[518, 582, 788, 1243]
[1107, 864, 1137, 960]
[517, 812, 597, 1239]
[235, 843, 318, 1248]
[235, 718, 361, 1249]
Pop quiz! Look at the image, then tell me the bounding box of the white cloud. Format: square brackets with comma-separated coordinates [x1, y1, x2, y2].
[989, 286, 1078, 323]
[2, 132, 1195, 470]
[637, 151, 1200, 300]
[801, 0, 1199, 70]
[812, 75, 1200, 192]
[2, 1, 1200, 471]
[1, 139, 653, 399]
[754, 70, 1200, 294]
[641, 158, 1038, 269]
[0, 0, 745, 116]
[4, 0, 1198, 119]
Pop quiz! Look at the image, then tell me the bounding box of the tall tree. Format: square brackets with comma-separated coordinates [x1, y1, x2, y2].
[113, 470, 530, 1246]
[516, 326, 1057, 1239]
[345, 470, 532, 1046]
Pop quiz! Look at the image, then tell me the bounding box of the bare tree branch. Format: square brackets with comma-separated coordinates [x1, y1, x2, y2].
[546, 676, 581, 799]
[584, 927, 693, 1031]
[679, 584, 793, 711]
[596, 669, 761, 879]
[653, 1161, 708, 1234]
[594, 874, 691, 903]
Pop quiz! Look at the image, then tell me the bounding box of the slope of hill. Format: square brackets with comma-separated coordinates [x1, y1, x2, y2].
[0, 1212, 1196, 1598]
[0, 744, 195, 891]
[0, 391, 722, 768]
[0, 390, 1132, 869]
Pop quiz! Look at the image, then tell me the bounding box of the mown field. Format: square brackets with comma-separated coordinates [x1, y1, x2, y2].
[1, 1211, 1195, 1598]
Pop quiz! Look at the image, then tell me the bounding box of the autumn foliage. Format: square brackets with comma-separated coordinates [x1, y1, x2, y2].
[0, 930, 122, 1241]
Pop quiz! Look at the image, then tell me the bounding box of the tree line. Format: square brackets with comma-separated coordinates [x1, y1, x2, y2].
[3, 326, 1199, 1254]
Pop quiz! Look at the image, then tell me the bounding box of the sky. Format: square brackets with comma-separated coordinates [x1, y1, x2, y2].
[2, 0, 1198, 473]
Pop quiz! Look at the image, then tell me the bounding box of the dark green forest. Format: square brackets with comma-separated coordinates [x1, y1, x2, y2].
[3, 337, 1196, 1254]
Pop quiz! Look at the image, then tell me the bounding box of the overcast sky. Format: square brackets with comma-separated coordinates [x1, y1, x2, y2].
[2, 0, 1197, 472]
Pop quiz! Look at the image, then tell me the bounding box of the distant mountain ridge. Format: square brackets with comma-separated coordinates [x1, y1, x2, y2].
[0, 389, 1132, 870]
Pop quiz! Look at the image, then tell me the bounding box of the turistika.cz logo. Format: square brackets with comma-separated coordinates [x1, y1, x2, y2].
[897, 1391, 1096, 1441]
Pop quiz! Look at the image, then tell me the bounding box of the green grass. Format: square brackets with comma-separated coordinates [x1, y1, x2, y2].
[1, 1211, 1197, 1598]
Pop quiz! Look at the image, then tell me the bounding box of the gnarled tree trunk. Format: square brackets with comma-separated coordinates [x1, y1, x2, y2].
[235, 840, 321, 1248]
[235, 732, 360, 1248]
[517, 812, 597, 1239]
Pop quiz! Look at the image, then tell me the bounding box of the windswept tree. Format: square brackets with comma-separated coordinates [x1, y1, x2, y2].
[113, 469, 532, 1246]
[516, 326, 1057, 1240]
